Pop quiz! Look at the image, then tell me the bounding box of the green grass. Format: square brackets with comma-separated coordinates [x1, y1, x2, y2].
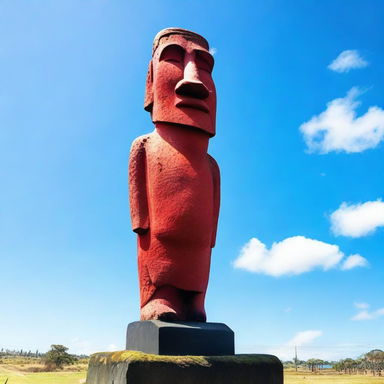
[1, 364, 383, 383]
[0, 372, 86, 384]
[0, 371, 86, 384]
[285, 370, 384, 383]
[0, 364, 86, 384]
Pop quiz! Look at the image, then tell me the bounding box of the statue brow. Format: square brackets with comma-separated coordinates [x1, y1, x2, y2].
[194, 49, 214, 66]
[157, 43, 185, 59]
[160, 43, 185, 52]
[158, 44, 213, 62]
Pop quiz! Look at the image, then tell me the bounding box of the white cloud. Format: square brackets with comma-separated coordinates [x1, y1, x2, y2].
[352, 303, 384, 321]
[233, 236, 366, 276]
[106, 344, 117, 352]
[331, 200, 384, 237]
[300, 87, 384, 153]
[209, 47, 217, 55]
[288, 330, 323, 346]
[352, 310, 374, 321]
[70, 338, 93, 355]
[69, 338, 122, 355]
[265, 330, 323, 361]
[341, 254, 369, 270]
[328, 50, 368, 73]
[239, 340, 375, 361]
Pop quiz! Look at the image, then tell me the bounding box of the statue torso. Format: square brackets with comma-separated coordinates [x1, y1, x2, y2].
[144, 129, 214, 246]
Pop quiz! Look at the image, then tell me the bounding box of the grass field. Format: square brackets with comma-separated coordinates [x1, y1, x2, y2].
[1, 366, 384, 383]
[0, 371, 86, 384]
[285, 370, 384, 383]
[0, 363, 87, 384]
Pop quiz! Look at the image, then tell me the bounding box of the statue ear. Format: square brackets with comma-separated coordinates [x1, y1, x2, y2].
[144, 61, 154, 112]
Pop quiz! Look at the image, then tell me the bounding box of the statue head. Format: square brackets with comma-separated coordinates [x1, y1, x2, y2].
[144, 28, 216, 137]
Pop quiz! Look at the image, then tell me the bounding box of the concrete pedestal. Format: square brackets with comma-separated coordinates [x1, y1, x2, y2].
[126, 320, 234, 356]
[86, 351, 283, 384]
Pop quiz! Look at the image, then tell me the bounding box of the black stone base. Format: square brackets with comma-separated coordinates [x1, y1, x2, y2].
[126, 320, 234, 356]
[86, 351, 283, 384]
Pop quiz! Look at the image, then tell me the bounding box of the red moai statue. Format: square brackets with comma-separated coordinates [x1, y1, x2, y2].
[129, 28, 220, 322]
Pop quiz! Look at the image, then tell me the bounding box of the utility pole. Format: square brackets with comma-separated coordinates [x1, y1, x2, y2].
[295, 346, 298, 371]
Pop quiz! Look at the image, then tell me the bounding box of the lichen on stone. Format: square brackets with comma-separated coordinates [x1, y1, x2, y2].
[89, 351, 278, 369]
[90, 351, 211, 367]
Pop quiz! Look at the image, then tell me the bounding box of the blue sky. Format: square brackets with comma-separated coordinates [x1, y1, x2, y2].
[1, 0, 383, 361]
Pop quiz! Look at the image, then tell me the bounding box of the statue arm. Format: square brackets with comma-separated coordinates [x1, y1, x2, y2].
[129, 136, 149, 234]
[208, 154, 220, 248]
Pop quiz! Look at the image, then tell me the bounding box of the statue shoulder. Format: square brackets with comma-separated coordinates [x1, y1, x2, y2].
[207, 154, 219, 172]
[130, 133, 152, 153]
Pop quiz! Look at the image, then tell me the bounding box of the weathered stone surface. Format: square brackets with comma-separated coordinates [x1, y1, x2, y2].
[126, 320, 234, 356]
[86, 351, 283, 384]
[129, 28, 219, 322]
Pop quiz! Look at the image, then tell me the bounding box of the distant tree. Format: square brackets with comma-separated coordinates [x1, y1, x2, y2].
[365, 349, 384, 376]
[44, 345, 76, 370]
[306, 359, 317, 372]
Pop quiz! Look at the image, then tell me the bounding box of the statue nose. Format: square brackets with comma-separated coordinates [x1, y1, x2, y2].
[175, 79, 209, 99]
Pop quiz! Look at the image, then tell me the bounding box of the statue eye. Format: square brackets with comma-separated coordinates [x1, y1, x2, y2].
[160, 45, 184, 64]
[196, 51, 214, 73]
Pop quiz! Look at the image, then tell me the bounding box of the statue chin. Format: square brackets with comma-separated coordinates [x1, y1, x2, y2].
[152, 107, 216, 137]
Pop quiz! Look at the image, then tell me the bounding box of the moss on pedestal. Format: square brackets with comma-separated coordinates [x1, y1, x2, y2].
[90, 350, 211, 367]
[86, 351, 283, 384]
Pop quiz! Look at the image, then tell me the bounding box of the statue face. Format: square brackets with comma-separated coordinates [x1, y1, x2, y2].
[147, 34, 216, 136]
